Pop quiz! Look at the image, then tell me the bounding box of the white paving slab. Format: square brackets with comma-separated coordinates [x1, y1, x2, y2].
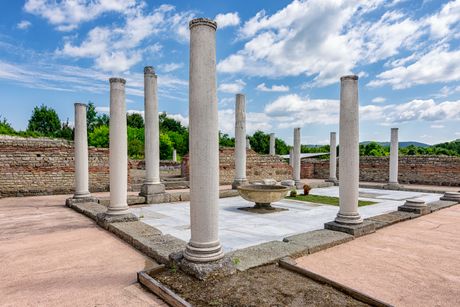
[131, 187, 442, 252]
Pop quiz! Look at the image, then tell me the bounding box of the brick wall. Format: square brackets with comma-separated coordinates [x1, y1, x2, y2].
[301, 156, 460, 186]
[0, 136, 181, 197]
[181, 147, 293, 185]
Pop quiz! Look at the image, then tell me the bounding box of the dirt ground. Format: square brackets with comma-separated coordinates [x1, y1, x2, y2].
[155, 263, 369, 307]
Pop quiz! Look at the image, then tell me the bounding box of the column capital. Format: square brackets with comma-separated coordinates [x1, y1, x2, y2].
[144, 66, 157, 76]
[189, 18, 217, 30]
[109, 77, 126, 84]
[340, 75, 358, 81]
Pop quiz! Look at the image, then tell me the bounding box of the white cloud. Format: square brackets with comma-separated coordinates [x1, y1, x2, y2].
[17, 20, 32, 30]
[368, 45, 460, 89]
[159, 62, 183, 73]
[430, 124, 445, 129]
[360, 99, 460, 124]
[218, 79, 246, 94]
[426, 0, 460, 39]
[435, 85, 460, 98]
[168, 113, 189, 127]
[256, 83, 289, 92]
[264, 94, 340, 128]
[24, 0, 137, 31]
[371, 96, 386, 103]
[215, 12, 240, 28]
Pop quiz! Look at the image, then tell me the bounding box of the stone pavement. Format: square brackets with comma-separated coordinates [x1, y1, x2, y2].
[0, 194, 166, 307]
[131, 186, 442, 252]
[294, 205, 460, 307]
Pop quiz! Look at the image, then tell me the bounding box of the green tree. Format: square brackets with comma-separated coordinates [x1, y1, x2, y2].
[86, 102, 98, 132]
[249, 130, 270, 154]
[55, 119, 73, 140]
[88, 125, 109, 147]
[0, 116, 15, 135]
[160, 133, 173, 160]
[27, 104, 61, 136]
[127, 113, 144, 128]
[127, 127, 145, 159]
[275, 138, 290, 155]
[95, 113, 109, 127]
[167, 130, 188, 156]
[219, 132, 235, 147]
[159, 112, 187, 134]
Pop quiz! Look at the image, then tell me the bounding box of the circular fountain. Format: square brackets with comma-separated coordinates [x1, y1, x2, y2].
[237, 184, 289, 213]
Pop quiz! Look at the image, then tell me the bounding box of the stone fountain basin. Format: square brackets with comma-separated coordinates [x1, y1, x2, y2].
[237, 184, 289, 208]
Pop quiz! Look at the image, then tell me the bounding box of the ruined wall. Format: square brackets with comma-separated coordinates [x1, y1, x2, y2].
[301, 156, 460, 186]
[181, 147, 293, 185]
[0, 136, 181, 197]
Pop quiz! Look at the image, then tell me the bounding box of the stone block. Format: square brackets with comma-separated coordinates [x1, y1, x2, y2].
[398, 204, 430, 215]
[283, 229, 354, 254]
[140, 183, 165, 196]
[428, 200, 458, 212]
[171, 253, 236, 280]
[365, 211, 418, 229]
[96, 212, 139, 229]
[324, 220, 375, 237]
[440, 192, 460, 202]
[108, 221, 162, 245]
[68, 201, 106, 220]
[133, 234, 186, 265]
[227, 240, 306, 271]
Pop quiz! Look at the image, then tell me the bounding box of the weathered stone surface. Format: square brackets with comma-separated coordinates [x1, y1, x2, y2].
[171, 252, 236, 280]
[324, 220, 375, 237]
[428, 200, 458, 212]
[440, 192, 460, 202]
[68, 201, 106, 220]
[365, 211, 418, 229]
[227, 240, 306, 271]
[98, 195, 146, 206]
[398, 204, 430, 215]
[96, 212, 138, 229]
[108, 221, 162, 244]
[284, 229, 353, 254]
[134, 234, 186, 265]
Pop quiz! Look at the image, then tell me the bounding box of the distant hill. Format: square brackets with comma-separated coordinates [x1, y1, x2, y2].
[360, 141, 430, 148]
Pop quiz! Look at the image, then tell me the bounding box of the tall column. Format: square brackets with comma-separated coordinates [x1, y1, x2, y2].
[293, 128, 301, 188]
[269, 133, 275, 155]
[73, 103, 91, 198]
[232, 93, 248, 189]
[336, 75, 362, 224]
[327, 132, 338, 183]
[389, 128, 399, 186]
[107, 78, 130, 216]
[172, 149, 177, 162]
[185, 18, 223, 262]
[246, 138, 251, 150]
[140, 66, 165, 199]
[289, 147, 294, 167]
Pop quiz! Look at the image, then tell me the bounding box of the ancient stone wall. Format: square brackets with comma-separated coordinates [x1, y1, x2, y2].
[0, 136, 181, 197]
[301, 156, 460, 186]
[181, 147, 293, 185]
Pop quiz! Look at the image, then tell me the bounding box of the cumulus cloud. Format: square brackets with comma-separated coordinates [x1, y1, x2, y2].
[158, 62, 183, 73]
[215, 12, 240, 28]
[17, 20, 32, 29]
[24, 0, 137, 31]
[371, 97, 386, 103]
[360, 99, 460, 124]
[256, 83, 289, 92]
[218, 79, 246, 94]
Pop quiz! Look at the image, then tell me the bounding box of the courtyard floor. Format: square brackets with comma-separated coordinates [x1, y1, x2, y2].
[294, 204, 460, 307]
[131, 186, 442, 252]
[0, 194, 165, 307]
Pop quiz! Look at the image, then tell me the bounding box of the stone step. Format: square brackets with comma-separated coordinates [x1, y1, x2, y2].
[162, 176, 187, 182]
[163, 181, 190, 190]
[98, 195, 146, 207]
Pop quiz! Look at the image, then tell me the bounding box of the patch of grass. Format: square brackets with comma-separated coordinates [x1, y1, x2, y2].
[286, 194, 376, 207]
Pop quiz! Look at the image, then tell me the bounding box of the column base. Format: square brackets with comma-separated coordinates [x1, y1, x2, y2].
[170, 252, 236, 280]
[184, 240, 224, 263]
[232, 178, 249, 189]
[66, 196, 99, 207]
[325, 220, 375, 237]
[73, 191, 92, 198]
[294, 180, 303, 189]
[96, 211, 138, 229]
[385, 182, 401, 190]
[440, 192, 460, 203]
[325, 178, 339, 186]
[335, 212, 363, 225]
[398, 199, 430, 215]
[140, 183, 165, 196]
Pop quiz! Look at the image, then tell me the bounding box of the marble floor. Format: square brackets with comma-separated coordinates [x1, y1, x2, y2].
[131, 187, 442, 252]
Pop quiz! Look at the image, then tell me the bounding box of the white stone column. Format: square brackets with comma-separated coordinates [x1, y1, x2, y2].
[172, 149, 177, 162]
[327, 132, 338, 183]
[289, 147, 293, 167]
[246, 138, 251, 150]
[293, 128, 301, 188]
[107, 78, 130, 216]
[140, 66, 165, 198]
[336, 75, 362, 224]
[73, 103, 91, 198]
[232, 93, 248, 189]
[185, 18, 224, 262]
[389, 128, 399, 185]
[269, 133, 275, 155]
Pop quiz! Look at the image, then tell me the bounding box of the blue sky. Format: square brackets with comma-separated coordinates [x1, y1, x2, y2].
[0, 0, 459, 145]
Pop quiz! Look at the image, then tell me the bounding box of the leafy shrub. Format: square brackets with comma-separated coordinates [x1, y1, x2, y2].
[290, 189, 297, 197]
